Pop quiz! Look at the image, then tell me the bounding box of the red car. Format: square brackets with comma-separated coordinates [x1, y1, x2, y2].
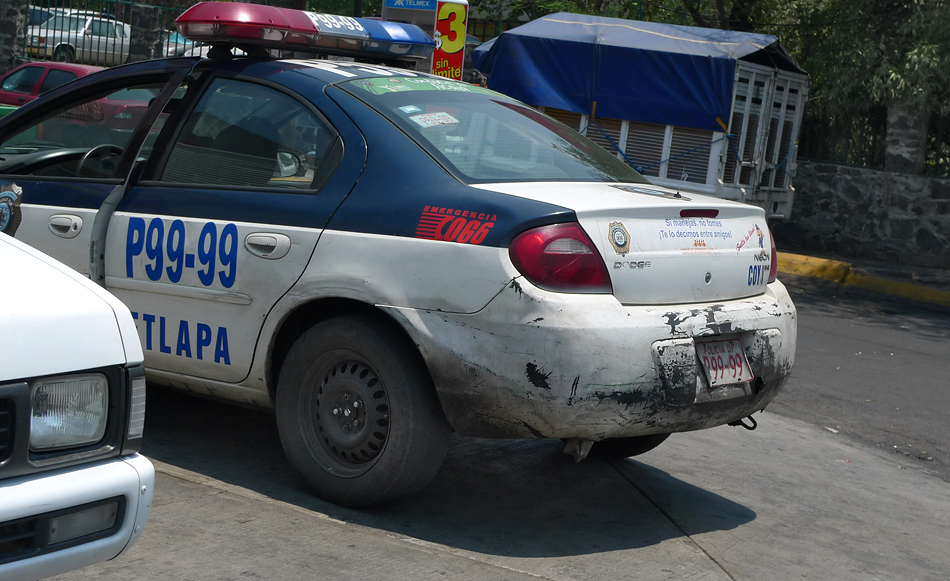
[0, 62, 101, 106]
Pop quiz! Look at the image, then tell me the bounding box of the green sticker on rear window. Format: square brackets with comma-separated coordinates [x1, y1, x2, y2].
[350, 77, 498, 96]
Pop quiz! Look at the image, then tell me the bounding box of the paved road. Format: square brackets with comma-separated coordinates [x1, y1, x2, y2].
[52, 394, 950, 581]
[772, 275, 950, 481]
[50, 279, 950, 580]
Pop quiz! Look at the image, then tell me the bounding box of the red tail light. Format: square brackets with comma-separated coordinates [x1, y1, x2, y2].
[768, 227, 778, 283]
[509, 223, 612, 293]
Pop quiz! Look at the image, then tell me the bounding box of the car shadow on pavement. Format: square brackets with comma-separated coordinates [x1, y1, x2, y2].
[143, 386, 756, 558]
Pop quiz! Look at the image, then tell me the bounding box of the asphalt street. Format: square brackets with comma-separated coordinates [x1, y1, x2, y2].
[49, 256, 950, 581]
[773, 272, 950, 481]
[50, 396, 950, 581]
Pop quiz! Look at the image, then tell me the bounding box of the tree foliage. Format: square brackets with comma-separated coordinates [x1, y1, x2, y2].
[799, 0, 950, 115]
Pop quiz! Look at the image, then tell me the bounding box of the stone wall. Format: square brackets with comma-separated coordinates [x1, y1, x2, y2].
[128, 5, 165, 64]
[773, 162, 950, 269]
[0, 0, 29, 75]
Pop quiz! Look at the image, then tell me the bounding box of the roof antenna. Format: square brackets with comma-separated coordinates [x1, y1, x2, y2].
[675, 170, 687, 198]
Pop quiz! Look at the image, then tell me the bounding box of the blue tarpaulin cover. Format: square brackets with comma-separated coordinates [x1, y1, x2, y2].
[471, 13, 804, 132]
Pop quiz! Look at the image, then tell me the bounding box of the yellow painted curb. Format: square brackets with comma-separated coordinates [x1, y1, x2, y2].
[844, 273, 950, 308]
[778, 252, 950, 307]
[777, 252, 851, 283]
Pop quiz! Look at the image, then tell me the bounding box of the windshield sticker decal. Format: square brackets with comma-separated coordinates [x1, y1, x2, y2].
[0, 182, 23, 236]
[399, 105, 422, 114]
[351, 76, 499, 96]
[410, 111, 460, 128]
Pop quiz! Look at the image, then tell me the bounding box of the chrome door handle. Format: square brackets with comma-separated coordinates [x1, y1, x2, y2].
[48, 214, 83, 239]
[244, 233, 291, 260]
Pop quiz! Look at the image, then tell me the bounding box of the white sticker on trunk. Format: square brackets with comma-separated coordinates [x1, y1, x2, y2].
[600, 218, 766, 256]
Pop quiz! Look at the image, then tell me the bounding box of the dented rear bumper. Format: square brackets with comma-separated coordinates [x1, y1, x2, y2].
[384, 279, 797, 440]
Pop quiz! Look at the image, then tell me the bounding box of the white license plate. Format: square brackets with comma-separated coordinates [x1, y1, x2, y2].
[696, 338, 754, 387]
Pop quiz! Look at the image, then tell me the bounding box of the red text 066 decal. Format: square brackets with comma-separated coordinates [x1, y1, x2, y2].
[416, 206, 496, 245]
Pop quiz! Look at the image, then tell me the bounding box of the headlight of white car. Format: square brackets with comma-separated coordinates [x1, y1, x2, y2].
[31, 373, 109, 450]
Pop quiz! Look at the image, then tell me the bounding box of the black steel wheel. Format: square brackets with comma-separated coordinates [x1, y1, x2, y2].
[309, 359, 389, 475]
[276, 315, 451, 507]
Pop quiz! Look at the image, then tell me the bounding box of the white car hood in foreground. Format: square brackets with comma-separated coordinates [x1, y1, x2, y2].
[1, 233, 143, 380]
[475, 181, 775, 305]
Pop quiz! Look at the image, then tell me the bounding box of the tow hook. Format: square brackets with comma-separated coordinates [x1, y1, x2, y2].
[729, 415, 758, 431]
[563, 438, 595, 462]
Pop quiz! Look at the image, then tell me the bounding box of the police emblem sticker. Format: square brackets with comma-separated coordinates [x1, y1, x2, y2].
[0, 183, 23, 236]
[608, 221, 630, 256]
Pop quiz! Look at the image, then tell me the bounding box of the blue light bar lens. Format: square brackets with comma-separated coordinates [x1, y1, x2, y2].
[356, 18, 435, 59]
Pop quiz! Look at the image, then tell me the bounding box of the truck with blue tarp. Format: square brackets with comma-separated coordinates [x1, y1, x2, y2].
[472, 13, 809, 219]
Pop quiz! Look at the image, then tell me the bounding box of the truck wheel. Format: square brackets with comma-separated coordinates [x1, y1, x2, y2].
[589, 434, 670, 459]
[53, 46, 75, 63]
[276, 316, 451, 507]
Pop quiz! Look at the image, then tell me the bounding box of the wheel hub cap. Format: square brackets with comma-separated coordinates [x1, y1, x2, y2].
[316, 360, 390, 466]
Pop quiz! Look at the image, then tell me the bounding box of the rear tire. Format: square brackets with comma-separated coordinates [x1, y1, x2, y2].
[276, 316, 451, 507]
[52, 46, 74, 63]
[589, 434, 671, 459]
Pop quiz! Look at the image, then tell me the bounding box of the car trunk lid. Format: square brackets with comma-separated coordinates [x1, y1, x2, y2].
[475, 181, 774, 305]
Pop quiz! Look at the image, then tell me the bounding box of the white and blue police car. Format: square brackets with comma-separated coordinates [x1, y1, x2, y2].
[0, 2, 796, 507]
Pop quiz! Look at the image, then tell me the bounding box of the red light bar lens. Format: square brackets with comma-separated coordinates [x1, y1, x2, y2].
[175, 1, 435, 59]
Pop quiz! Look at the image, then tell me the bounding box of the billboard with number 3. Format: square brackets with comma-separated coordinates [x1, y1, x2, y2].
[432, 1, 467, 80]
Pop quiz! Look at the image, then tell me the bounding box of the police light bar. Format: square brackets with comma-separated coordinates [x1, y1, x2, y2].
[175, 2, 435, 60]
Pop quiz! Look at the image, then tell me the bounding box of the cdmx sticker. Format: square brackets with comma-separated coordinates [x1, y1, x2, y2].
[608, 221, 630, 256]
[416, 205, 496, 245]
[0, 183, 23, 236]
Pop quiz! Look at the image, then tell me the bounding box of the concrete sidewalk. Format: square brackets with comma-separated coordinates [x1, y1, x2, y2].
[778, 251, 950, 309]
[50, 413, 950, 581]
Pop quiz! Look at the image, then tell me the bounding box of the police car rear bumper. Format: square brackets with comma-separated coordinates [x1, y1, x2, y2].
[385, 279, 797, 440]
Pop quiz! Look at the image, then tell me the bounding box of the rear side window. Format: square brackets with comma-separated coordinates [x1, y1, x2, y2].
[39, 69, 78, 94]
[160, 78, 336, 190]
[340, 76, 647, 184]
[90, 20, 117, 38]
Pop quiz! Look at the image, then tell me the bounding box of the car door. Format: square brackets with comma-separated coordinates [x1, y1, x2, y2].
[104, 73, 348, 384]
[0, 77, 170, 276]
[0, 66, 44, 106]
[79, 18, 118, 66]
[37, 68, 79, 96]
